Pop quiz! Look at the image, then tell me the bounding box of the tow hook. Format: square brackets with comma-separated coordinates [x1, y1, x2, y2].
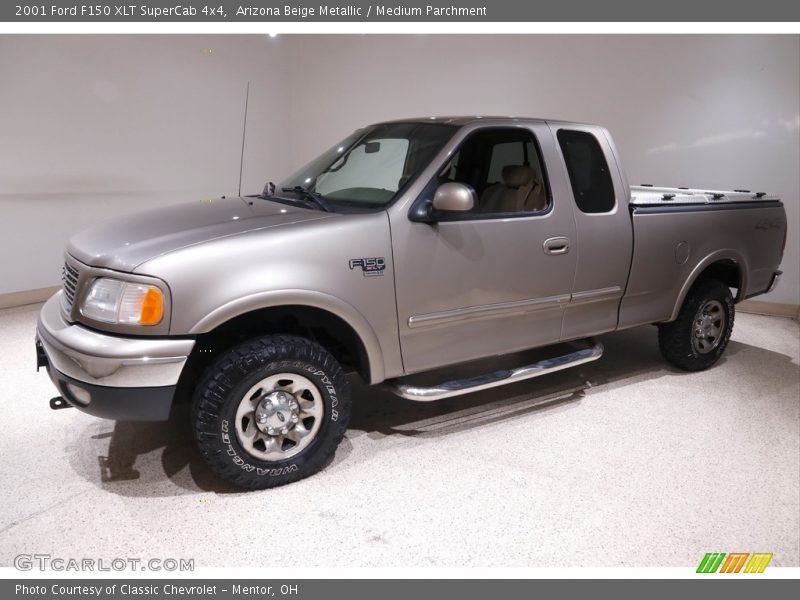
[50, 397, 72, 410]
[35, 339, 48, 372]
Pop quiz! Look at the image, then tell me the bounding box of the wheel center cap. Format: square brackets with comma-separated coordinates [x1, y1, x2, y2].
[255, 391, 299, 435]
[699, 314, 714, 334]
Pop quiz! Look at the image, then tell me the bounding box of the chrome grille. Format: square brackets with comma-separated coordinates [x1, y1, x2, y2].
[61, 261, 80, 312]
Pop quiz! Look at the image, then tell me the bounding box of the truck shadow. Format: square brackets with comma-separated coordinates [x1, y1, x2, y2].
[67, 324, 798, 496]
[347, 327, 666, 439]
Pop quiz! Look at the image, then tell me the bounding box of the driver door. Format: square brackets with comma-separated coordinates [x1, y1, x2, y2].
[390, 123, 578, 374]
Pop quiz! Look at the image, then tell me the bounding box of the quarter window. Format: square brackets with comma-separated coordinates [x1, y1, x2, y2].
[557, 129, 615, 214]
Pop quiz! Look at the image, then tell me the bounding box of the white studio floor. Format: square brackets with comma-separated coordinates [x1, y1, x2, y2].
[0, 302, 798, 568]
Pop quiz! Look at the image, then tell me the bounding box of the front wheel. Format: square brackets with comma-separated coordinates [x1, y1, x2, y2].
[658, 279, 735, 371]
[192, 335, 351, 489]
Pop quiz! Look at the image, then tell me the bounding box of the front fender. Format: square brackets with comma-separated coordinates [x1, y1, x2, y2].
[188, 289, 386, 383]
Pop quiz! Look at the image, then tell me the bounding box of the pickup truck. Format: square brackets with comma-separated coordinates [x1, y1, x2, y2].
[35, 117, 787, 489]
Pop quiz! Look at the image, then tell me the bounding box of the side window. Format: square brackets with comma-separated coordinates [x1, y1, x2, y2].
[487, 142, 524, 183]
[557, 129, 615, 213]
[438, 128, 550, 216]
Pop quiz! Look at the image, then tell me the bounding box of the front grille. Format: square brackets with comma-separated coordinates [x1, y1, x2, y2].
[61, 261, 80, 312]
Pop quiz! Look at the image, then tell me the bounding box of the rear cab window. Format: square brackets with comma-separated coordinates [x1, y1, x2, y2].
[557, 129, 615, 213]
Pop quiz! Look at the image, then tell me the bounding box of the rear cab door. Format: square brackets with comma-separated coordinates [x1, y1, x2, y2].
[548, 123, 634, 339]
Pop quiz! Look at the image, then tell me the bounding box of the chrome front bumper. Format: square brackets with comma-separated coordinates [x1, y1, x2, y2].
[36, 292, 195, 420]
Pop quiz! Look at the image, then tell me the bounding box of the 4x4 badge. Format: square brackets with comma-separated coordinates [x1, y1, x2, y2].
[349, 257, 386, 277]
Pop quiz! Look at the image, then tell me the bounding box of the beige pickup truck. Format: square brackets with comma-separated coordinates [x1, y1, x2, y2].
[36, 117, 787, 489]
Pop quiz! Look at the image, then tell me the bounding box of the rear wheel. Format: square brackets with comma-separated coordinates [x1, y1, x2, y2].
[658, 279, 735, 371]
[192, 335, 351, 489]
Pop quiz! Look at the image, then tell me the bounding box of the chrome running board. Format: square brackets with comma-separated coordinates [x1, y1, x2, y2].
[387, 339, 603, 402]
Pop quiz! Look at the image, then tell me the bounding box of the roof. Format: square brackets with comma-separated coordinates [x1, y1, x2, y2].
[371, 115, 593, 127]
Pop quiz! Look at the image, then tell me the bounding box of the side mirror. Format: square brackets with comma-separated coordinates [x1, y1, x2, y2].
[432, 182, 475, 212]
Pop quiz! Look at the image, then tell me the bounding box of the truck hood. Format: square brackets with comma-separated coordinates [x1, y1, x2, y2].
[67, 196, 334, 272]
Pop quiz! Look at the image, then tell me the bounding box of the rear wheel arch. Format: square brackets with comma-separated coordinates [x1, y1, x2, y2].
[668, 251, 747, 322]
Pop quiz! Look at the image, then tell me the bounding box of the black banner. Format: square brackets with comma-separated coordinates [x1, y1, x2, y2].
[4, 0, 800, 22]
[4, 579, 799, 600]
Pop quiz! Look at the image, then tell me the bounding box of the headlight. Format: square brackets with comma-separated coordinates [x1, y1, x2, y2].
[81, 278, 165, 326]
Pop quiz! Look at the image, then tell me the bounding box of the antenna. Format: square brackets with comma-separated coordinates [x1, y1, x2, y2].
[237, 81, 250, 197]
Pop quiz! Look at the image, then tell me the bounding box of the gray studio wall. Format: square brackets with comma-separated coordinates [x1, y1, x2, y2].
[1, 34, 798, 309]
[287, 35, 800, 307]
[0, 35, 290, 298]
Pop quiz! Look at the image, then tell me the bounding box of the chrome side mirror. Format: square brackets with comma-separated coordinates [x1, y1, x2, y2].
[432, 182, 475, 212]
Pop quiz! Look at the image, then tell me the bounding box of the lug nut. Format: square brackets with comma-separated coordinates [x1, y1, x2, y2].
[281, 427, 288, 434]
[291, 415, 298, 422]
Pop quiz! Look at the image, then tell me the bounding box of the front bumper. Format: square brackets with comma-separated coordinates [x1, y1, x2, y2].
[36, 292, 195, 420]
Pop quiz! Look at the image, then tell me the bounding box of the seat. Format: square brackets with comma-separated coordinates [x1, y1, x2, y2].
[480, 165, 546, 214]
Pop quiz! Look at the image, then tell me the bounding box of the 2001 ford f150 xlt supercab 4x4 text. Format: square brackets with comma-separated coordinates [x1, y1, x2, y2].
[35, 117, 787, 489]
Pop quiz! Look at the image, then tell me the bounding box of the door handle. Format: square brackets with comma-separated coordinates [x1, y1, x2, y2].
[543, 236, 570, 255]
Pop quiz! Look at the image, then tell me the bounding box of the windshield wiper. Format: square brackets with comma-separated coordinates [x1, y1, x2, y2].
[281, 186, 333, 212]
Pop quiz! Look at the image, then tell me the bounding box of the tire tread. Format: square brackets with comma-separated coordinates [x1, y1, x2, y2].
[191, 334, 351, 489]
[658, 279, 735, 372]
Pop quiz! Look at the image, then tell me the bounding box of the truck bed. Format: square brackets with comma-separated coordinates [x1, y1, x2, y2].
[619, 185, 785, 331]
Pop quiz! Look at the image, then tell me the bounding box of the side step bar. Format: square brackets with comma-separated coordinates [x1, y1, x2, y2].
[387, 339, 603, 402]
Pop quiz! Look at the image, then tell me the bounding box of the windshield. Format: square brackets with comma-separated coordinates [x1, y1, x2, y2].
[276, 122, 456, 210]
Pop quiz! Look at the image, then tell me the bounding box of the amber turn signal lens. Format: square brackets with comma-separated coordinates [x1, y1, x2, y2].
[139, 287, 164, 325]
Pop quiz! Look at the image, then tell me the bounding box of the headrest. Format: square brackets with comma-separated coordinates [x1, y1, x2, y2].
[502, 165, 535, 188]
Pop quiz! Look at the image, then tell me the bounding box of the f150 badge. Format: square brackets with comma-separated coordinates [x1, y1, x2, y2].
[349, 257, 386, 277]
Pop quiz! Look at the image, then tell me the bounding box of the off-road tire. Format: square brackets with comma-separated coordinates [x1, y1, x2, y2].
[192, 335, 351, 489]
[658, 278, 735, 372]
